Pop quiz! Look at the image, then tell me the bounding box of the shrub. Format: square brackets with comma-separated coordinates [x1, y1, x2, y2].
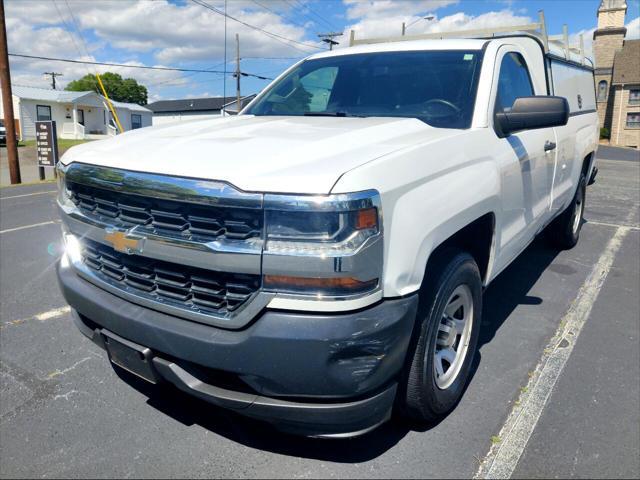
[600, 127, 610, 139]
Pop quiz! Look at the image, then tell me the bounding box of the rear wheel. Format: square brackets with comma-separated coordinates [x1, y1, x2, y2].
[400, 249, 482, 423]
[548, 174, 586, 250]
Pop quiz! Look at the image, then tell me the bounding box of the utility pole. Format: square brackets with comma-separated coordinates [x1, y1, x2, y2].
[235, 33, 241, 115]
[43, 71, 63, 90]
[0, 0, 20, 184]
[318, 32, 343, 50]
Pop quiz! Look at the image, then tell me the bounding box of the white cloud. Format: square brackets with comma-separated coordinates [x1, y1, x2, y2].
[344, 0, 458, 20]
[626, 16, 640, 39]
[344, 7, 533, 43]
[52, 0, 320, 61]
[4, 0, 317, 96]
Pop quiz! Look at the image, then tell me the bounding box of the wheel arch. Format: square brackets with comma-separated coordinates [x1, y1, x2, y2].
[421, 212, 497, 289]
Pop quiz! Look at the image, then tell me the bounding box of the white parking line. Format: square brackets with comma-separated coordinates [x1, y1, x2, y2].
[587, 220, 640, 230]
[0, 220, 60, 234]
[475, 226, 630, 479]
[3, 306, 71, 329]
[1, 190, 56, 200]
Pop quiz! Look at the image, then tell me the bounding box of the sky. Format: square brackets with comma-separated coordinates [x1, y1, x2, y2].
[6, 0, 640, 104]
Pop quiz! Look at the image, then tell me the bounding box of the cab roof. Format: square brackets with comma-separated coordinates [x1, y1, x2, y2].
[308, 38, 488, 60]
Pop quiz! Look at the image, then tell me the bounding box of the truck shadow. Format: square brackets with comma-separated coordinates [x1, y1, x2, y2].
[114, 235, 561, 463]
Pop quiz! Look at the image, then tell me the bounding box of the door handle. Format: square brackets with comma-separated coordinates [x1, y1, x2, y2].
[544, 141, 556, 152]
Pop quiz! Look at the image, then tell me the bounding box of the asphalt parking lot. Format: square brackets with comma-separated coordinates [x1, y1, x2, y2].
[0, 146, 638, 479]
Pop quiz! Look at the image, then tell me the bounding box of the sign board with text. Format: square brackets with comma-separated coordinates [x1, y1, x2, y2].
[36, 121, 59, 168]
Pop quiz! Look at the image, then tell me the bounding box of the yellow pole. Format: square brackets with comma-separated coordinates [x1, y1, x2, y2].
[96, 73, 125, 133]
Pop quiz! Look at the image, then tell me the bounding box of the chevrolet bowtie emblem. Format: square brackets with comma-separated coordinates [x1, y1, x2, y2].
[104, 229, 145, 254]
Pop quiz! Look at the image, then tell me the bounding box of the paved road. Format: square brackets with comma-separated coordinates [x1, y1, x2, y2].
[0, 147, 638, 478]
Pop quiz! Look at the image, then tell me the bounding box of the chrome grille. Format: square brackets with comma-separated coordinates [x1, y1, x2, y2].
[68, 182, 262, 241]
[81, 239, 261, 314]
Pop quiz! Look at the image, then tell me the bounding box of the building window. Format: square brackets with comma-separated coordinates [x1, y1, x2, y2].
[131, 114, 142, 129]
[36, 105, 52, 121]
[626, 112, 640, 128]
[597, 80, 608, 101]
[629, 89, 640, 105]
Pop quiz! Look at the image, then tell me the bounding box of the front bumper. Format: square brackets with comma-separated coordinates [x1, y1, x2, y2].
[57, 258, 418, 437]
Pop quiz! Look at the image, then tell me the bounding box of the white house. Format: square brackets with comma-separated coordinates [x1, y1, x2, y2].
[0, 85, 152, 140]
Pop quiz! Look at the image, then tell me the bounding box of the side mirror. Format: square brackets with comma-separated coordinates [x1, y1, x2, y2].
[495, 96, 569, 137]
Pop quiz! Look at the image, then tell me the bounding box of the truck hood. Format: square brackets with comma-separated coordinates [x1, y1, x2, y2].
[62, 115, 460, 194]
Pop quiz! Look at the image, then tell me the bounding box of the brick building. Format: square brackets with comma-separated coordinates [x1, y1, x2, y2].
[593, 0, 640, 149]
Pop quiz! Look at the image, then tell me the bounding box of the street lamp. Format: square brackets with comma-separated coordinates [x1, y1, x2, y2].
[402, 15, 435, 35]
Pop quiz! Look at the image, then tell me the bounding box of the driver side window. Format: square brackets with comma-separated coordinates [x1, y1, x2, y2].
[496, 52, 534, 113]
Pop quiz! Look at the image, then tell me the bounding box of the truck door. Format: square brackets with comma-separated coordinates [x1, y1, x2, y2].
[492, 49, 557, 266]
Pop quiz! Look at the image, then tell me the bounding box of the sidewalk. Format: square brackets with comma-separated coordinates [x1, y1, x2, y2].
[0, 146, 57, 186]
[1, 140, 92, 186]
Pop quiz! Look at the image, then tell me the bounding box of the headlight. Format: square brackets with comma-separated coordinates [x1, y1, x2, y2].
[265, 208, 378, 255]
[262, 190, 383, 297]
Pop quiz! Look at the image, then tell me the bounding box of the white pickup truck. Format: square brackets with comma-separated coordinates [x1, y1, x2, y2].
[56, 33, 598, 437]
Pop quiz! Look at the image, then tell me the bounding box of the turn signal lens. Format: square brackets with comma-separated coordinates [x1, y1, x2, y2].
[264, 275, 378, 296]
[355, 207, 378, 230]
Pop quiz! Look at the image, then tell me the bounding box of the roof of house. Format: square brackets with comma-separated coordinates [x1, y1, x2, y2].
[11, 85, 96, 103]
[146, 96, 238, 113]
[612, 40, 640, 84]
[10, 85, 151, 112]
[108, 99, 152, 113]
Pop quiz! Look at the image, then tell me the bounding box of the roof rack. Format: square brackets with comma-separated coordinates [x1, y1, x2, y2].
[348, 10, 589, 66]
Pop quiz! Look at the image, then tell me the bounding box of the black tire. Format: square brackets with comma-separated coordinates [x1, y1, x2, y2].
[400, 249, 482, 423]
[548, 174, 586, 250]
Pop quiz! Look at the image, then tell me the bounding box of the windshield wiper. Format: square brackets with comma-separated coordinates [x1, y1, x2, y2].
[303, 111, 349, 117]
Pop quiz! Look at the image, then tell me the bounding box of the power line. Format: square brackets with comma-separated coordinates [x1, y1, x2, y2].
[63, 0, 92, 59]
[145, 60, 231, 88]
[190, 0, 323, 53]
[300, 0, 338, 30]
[9, 53, 272, 79]
[250, 0, 308, 30]
[241, 56, 302, 60]
[11, 53, 225, 74]
[52, 0, 90, 75]
[284, 0, 336, 31]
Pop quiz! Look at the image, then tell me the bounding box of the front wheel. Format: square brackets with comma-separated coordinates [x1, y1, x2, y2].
[400, 250, 482, 423]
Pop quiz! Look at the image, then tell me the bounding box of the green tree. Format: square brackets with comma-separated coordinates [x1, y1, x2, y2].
[65, 72, 148, 105]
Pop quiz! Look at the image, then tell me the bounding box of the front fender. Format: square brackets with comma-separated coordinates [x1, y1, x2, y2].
[332, 129, 502, 298]
[384, 161, 500, 296]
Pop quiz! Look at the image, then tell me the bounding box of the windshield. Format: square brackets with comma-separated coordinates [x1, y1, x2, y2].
[246, 50, 483, 129]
